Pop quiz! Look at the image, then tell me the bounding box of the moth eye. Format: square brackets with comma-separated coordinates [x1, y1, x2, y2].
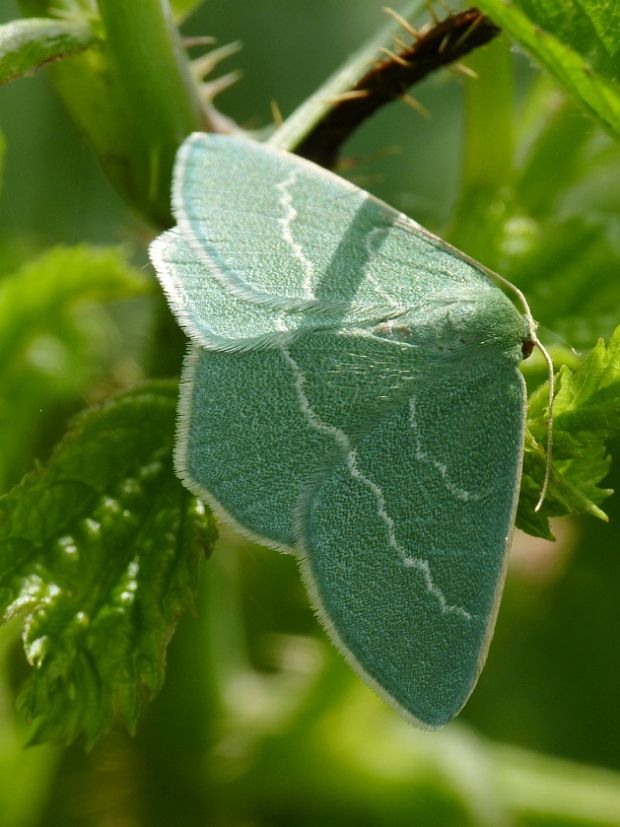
[522, 338, 535, 358]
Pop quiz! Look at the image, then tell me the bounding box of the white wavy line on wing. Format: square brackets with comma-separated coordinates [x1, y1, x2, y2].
[281, 345, 470, 619]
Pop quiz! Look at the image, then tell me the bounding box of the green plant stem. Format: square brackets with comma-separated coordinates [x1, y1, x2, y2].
[448, 36, 515, 264]
[495, 744, 620, 826]
[95, 0, 204, 225]
[461, 35, 515, 193]
[184, 613, 620, 827]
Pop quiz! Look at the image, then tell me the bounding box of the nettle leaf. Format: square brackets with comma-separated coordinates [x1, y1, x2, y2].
[519, 326, 620, 537]
[0, 244, 148, 350]
[0, 244, 150, 489]
[508, 216, 620, 351]
[452, 77, 620, 351]
[475, 0, 620, 138]
[0, 382, 216, 746]
[0, 17, 96, 86]
[515, 0, 620, 82]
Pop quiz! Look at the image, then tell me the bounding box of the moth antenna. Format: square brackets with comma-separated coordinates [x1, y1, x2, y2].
[444, 248, 555, 514]
[482, 270, 554, 512]
[533, 338, 555, 512]
[496, 284, 554, 513]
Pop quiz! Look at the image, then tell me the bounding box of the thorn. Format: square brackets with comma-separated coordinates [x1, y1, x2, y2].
[401, 93, 431, 118]
[321, 89, 370, 104]
[336, 144, 402, 175]
[270, 99, 283, 129]
[393, 36, 410, 51]
[183, 35, 217, 49]
[201, 70, 243, 100]
[448, 62, 479, 79]
[201, 103, 240, 135]
[192, 41, 242, 81]
[382, 7, 421, 40]
[453, 14, 484, 51]
[438, 33, 450, 54]
[533, 340, 556, 513]
[378, 46, 412, 67]
[425, 0, 440, 25]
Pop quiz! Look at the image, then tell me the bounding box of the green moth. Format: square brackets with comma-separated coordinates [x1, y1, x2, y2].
[150, 133, 542, 728]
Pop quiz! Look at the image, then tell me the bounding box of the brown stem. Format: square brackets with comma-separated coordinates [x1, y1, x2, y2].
[296, 8, 500, 168]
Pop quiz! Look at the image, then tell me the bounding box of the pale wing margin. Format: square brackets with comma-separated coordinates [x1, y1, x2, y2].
[151, 133, 501, 351]
[294, 356, 527, 727]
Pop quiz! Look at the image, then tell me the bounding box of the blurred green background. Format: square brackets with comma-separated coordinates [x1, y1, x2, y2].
[1, 1, 620, 825]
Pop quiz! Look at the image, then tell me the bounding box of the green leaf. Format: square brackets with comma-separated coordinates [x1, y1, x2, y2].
[519, 326, 620, 536]
[0, 245, 150, 489]
[453, 63, 620, 351]
[0, 17, 95, 85]
[507, 214, 620, 350]
[0, 244, 148, 354]
[475, 0, 620, 139]
[0, 131, 5, 192]
[0, 382, 216, 747]
[515, 0, 620, 82]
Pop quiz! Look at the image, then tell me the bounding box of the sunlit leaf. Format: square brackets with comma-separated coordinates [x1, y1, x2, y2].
[0, 245, 150, 489]
[475, 0, 620, 138]
[0, 382, 216, 746]
[520, 326, 620, 536]
[0, 17, 95, 86]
